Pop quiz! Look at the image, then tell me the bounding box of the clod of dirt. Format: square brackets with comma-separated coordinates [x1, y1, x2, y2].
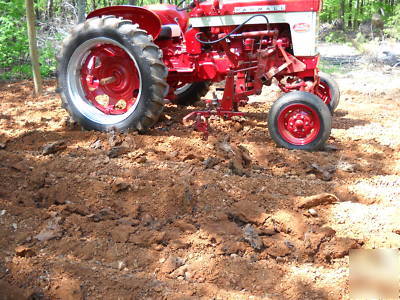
[230, 200, 268, 225]
[262, 233, 293, 258]
[110, 225, 136, 243]
[34, 216, 63, 241]
[317, 237, 361, 262]
[63, 203, 89, 216]
[42, 140, 67, 155]
[228, 144, 252, 176]
[271, 210, 307, 238]
[169, 239, 190, 250]
[304, 226, 336, 256]
[50, 277, 83, 300]
[15, 245, 36, 258]
[88, 207, 118, 222]
[160, 256, 185, 274]
[107, 146, 129, 158]
[217, 241, 247, 255]
[111, 178, 130, 193]
[295, 193, 339, 209]
[174, 220, 197, 233]
[141, 213, 153, 226]
[309, 163, 335, 181]
[128, 230, 165, 247]
[243, 224, 263, 250]
[203, 157, 220, 169]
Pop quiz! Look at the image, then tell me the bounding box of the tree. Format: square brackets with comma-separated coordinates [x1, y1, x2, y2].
[25, 0, 43, 95]
[78, 0, 87, 23]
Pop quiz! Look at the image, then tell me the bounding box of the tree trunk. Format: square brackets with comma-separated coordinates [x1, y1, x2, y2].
[25, 0, 43, 96]
[339, 0, 345, 30]
[128, 0, 137, 5]
[77, 0, 86, 23]
[46, 0, 53, 20]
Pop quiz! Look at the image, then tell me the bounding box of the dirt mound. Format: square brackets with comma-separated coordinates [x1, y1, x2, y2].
[0, 67, 399, 299]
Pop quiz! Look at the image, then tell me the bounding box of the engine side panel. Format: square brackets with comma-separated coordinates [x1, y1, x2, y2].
[189, 12, 318, 56]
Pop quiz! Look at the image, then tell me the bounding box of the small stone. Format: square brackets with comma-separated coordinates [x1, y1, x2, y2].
[12, 223, 18, 230]
[90, 140, 103, 149]
[308, 208, 318, 217]
[15, 246, 36, 257]
[35, 217, 63, 241]
[141, 213, 153, 226]
[203, 157, 220, 169]
[234, 122, 243, 132]
[117, 261, 126, 270]
[0, 143, 6, 149]
[42, 141, 67, 155]
[243, 224, 263, 250]
[307, 174, 317, 180]
[160, 256, 185, 274]
[111, 178, 130, 193]
[136, 156, 147, 163]
[0, 210, 6, 216]
[108, 146, 129, 158]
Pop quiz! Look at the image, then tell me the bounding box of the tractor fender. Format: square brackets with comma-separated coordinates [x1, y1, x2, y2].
[87, 6, 162, 39]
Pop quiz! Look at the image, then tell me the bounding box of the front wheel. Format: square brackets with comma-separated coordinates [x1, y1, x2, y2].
[315, 72, 340, 113]
[57, 16, 169, 132]
[268, 91, 332, 151]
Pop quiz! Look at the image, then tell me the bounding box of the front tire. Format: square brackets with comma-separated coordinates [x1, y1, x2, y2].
[315, 72, 340, 113]
[57, 16, 169, 132]
[268, 91, 332, 151]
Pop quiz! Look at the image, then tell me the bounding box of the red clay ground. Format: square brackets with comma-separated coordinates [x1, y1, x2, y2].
[0, 64, 399, 299]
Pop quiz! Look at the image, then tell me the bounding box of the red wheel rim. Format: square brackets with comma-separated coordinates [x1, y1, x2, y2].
[80, 44, 140, 115]
[315, 80, 331, 105]
[277, 103, 321, 145]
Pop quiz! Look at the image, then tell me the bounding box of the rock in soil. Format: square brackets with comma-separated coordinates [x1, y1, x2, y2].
[230, 200, 268, 224]
[271, 210, 307, 238]
[160, 256, 185, 274]
[111, 178, 130, 193]
[15, 246, 36, 257]
[317, 237, 361, 262]
[107, 146, 129, 158]
[243, 224, 263, 250]
[262, 233, 293, 258]
[295, 193, 339, 209]
[34, 216, 63, 241]
[203, 157, 221, 169]
[42, 140, 67, 155]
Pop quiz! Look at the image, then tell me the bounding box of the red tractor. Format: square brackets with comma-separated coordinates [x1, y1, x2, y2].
[57, 0, 340, 150]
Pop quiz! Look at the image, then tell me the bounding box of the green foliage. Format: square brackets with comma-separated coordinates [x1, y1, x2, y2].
[39, 42, 58, 77]
[385, 4, 400, 38]
[324, 31, 347, 43]
[0, 0, 29, 72]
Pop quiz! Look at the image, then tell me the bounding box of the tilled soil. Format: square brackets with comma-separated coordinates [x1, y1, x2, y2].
[0, 64, 400, 299]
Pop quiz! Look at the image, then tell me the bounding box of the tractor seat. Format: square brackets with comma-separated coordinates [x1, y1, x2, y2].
[157, 24, 182, 40]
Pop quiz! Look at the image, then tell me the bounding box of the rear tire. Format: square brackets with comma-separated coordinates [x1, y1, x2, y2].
[268, 91, 332, 151]
[172, 81, 210, 106]
[57, 16, 169, 132]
